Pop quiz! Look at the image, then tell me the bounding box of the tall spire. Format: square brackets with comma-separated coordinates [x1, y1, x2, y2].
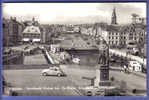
[111, 7, 118, 25]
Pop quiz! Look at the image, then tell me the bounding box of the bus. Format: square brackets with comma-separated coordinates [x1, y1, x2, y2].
[127, 41, 139, 55]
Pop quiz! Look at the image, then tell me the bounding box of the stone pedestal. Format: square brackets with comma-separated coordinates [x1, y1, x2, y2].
[94, 64, 111, 87]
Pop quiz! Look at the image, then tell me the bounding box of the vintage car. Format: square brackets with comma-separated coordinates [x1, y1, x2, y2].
[41, 66, 65, 77]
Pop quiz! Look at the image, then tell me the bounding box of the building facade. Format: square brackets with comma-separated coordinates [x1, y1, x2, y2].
[106, 25, 121, 48]
[107, 8, 146, 48]
[79, 8, 146, 49]
[22, 25, 41, 43]
[106, 24, 146, 48]
[22, 18, 41, 43]
[2, 17, 24, 46]
[40, 27, 46, 43]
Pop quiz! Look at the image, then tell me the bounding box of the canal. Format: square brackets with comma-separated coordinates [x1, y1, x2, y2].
[3, 49, 100, 67]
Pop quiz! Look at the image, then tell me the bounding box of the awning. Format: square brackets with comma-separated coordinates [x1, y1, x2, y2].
[23, 38, 30, 41]
[33, 38, 41, 42]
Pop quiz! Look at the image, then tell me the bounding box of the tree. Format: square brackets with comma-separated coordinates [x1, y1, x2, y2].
[131, 13, 139, 18]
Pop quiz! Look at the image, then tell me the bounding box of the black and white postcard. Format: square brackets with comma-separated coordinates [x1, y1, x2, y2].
[2, 3, 147, 96]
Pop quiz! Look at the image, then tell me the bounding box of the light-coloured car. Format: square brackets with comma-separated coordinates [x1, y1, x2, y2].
[41, 66, 65, 77]
[128, 61, 142, 72]
[72, 57, 80, 64]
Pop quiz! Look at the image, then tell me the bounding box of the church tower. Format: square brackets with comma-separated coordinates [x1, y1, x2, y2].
[111, 7, 118, 25]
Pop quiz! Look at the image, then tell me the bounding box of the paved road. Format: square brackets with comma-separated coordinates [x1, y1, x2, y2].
[59, 34, 97, 50]
[3, 69, 80, 96]
[3, 65, 146, 96]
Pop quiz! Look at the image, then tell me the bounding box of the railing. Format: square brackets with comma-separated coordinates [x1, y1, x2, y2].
[44, 49, 55, 64]
[3, 51, 23, 62]
[109, 49, 146, 66]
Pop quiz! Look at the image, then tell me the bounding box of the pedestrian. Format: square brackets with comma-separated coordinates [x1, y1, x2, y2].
[123, 65, 127, 73]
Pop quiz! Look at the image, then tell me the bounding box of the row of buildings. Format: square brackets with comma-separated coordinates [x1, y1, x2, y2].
[79, 8, 147, 48]
[3, 8, 146, 50]
[43, 8, 146, 49]
[3, 17, 24, 46]
[2, 17, 47, 46]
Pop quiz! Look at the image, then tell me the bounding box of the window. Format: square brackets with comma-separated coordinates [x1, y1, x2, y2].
[116, 33, 118, 35]
[134, 37, 137, 40]
[3, 24, 5, 28]
[116, 41, 118, 45]
[109, 37, 111, 39]
[112, 37, 114, 39]
[33, 34, 36, 37]
[24, 34, 28, 37]
[129, 37, 133, 40]
[142, 34, 144, 36]
[128, 42, 135, 45]
[32, 34, 35, 37]
[116, 37, 118, 39]
[27, 30, 30, 32]
[112, 41, 113, 44]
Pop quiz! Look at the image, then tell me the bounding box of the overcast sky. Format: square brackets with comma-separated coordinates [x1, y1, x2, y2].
[2, 3, 146, 24]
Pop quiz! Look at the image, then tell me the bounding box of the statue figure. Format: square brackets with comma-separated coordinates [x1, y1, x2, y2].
[98, 38, 109, 65]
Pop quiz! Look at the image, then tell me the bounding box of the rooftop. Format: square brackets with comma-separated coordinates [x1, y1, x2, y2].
[23, 25, 41, 34]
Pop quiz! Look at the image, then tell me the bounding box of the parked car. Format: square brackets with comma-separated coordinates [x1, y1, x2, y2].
[41, 66, 65, 77]
[128, 61, 142, 72]
[72, 57, 80, 64]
